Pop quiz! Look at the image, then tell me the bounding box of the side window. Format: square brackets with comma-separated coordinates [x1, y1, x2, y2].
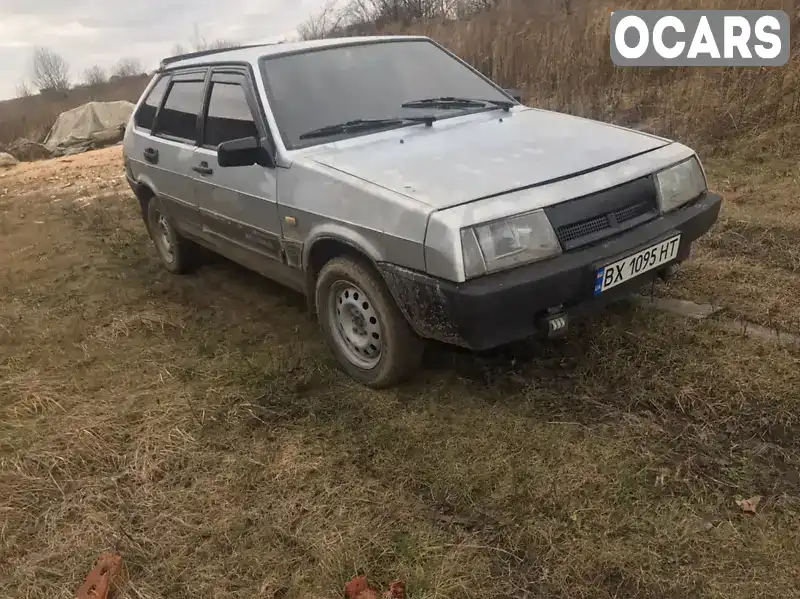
[154, 79, 205, 143]
[204, 81, 259, 148]
[134, 76, 169, 130]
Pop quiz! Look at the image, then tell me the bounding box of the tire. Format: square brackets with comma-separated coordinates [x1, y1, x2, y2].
[146, 196, 197, 274]
[315, 256, 423, 388]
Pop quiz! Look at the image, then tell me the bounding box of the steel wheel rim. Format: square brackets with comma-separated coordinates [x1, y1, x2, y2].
[155, 213, 175, 264]
[328, 280, 383, 370]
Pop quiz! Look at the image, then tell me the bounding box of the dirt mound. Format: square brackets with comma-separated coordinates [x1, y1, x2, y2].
[0, 152, 18, 168]
[7, 138, 52, 161]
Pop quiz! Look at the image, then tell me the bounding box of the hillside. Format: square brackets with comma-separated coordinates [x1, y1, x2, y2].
[380, 0, 799, 161]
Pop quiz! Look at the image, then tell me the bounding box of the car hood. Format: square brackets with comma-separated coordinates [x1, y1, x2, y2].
[304, 107, 671, 210]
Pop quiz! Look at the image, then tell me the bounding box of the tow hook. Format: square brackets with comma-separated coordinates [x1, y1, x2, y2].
[541, 307, 569, 339]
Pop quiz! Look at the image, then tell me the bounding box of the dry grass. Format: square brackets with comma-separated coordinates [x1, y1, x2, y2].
[655, 155, 800, 333]
[1, 147, 799, 599]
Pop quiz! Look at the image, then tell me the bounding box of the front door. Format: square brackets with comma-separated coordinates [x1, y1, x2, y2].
[188, 69, 287, 280]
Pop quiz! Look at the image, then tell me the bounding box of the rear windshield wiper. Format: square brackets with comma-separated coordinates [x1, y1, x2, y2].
[401, 96, 515, 111]
[298, 116, 436, 141]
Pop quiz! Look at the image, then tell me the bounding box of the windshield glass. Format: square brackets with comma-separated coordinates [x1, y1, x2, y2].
[260, 39, 514, 150]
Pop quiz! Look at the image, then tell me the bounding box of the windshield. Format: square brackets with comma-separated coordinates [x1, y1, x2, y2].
[259, 39, 515, 150]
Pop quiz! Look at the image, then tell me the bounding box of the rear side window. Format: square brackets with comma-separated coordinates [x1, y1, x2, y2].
[204, 81, 259, 148]
[134, 77, 169, 130]
[154, 80, 205, 143]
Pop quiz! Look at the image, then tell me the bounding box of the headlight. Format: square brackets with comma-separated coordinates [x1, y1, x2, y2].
[655, 157, 707, 213]
[461, 210, 562, 278]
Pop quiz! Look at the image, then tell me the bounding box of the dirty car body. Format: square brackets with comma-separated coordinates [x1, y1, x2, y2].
[124, 36, 722, 384]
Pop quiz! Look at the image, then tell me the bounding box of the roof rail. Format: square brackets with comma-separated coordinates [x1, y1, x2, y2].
[158, 42, 274, 69]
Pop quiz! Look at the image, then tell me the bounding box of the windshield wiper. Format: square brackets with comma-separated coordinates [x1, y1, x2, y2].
[401, 96, 515, 111]
[298, 116, 436, 140]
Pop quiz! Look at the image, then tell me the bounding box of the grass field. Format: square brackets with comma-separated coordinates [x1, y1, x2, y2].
[1, 146, 798, 599]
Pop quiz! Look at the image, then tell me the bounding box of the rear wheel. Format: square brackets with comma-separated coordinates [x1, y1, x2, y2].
[316, 257, 423, 388]
[146, 196, 197, 274]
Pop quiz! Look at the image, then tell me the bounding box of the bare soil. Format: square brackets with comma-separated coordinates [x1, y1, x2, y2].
[1, 146, 799, 599]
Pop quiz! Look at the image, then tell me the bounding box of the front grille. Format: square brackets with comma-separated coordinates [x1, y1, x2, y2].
[558, 214, 610, 243]
[613, 200, 651, 223]
[555, 200, 654, 246]
[545, 177, 660, 251]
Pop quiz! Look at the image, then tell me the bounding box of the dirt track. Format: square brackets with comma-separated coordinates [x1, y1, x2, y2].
[1, 147, 799, 599]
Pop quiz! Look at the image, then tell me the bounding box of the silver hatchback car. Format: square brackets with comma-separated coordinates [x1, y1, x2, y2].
[124, 35, 722, 388]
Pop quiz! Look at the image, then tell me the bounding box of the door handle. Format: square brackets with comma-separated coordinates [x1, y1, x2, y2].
[143, 147, 159, 164]
[192, 162, 213, 176]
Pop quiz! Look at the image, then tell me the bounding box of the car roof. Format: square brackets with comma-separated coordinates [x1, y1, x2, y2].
[160, 35, 432, 70]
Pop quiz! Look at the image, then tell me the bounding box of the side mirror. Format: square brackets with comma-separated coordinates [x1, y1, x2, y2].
[218, 136, 274, 168]
[505, 88, 523, 103]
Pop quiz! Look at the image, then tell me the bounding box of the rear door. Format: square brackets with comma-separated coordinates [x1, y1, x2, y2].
[127, 74, 170, 187]
[145, 69, 209, 235]
[188, 68, 283, 264]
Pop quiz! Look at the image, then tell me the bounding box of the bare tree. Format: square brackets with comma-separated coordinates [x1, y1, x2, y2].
[343, 0, 447, 25]
[170, 36, 238, 57]
[197, 38, 238, 50]
[188, 25, 238, 51]
[297, 0, 510, 39]
[16, 80, 33, 98]
[455, 0, 499, 14]
[300, 0, 462, 38]
[31, 47, 70, 91]
[83, 65, 107, 86]
[298, 0, 346, 39]
[111, 58, 144, 78]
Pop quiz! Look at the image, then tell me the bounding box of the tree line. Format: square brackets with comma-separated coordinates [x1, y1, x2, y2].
[298, 0, 517, 39]
[16, 31, 238, 98]
[16, 48, 146, 97]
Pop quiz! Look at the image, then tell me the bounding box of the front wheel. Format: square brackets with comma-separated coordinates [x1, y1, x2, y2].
[315, 257, 423, 388]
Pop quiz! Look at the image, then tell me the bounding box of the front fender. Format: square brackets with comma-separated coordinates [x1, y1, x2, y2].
[302, 223, 385, 270]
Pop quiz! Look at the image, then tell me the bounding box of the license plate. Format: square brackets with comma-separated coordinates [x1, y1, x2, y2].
[594, 234, 681, 295]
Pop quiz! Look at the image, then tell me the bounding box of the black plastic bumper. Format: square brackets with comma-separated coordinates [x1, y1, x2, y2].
[126, 173, 152, 223]
[380, 192, 722, 351]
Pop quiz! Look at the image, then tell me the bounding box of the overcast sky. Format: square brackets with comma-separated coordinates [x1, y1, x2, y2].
[0, 0, 332, 100]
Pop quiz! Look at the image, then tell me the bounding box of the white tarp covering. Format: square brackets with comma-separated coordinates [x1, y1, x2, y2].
[44, 101, 135, 153]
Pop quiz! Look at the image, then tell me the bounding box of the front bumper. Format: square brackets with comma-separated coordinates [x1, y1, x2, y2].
[380, 192, 722, 350]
